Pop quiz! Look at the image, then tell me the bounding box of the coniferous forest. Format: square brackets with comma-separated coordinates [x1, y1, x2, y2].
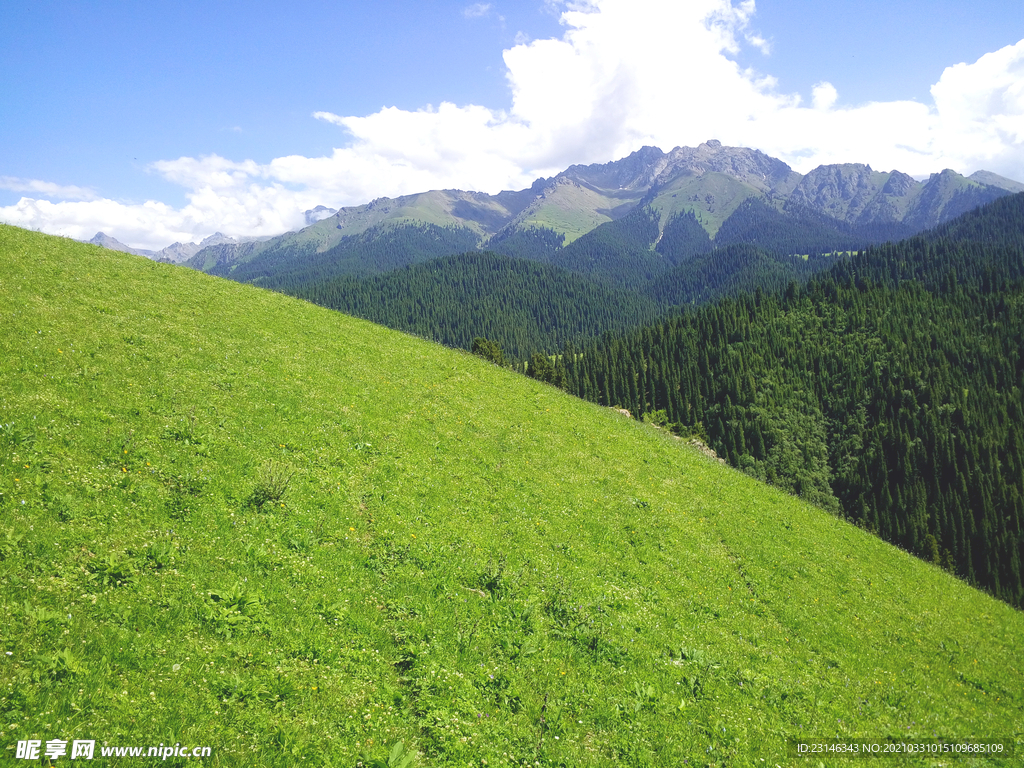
[539, 194, 1024, 607]
[275, 211, 836, 359]
[288, 251, 665, 359]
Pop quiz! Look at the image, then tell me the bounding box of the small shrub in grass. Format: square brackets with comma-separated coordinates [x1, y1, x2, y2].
[139, 537, 176, 570]
[86, 550, 137, 587]
[0, 421, 34, 450]
[641, 409, 669, 427]
[246, 460, 294, 510]
[165, 470, 206, 519]
[204, 582, 265, 638]
[41, 484, 74, 521]
[361, 740, 416, 768]
[476, 554, 510, 597]
[0, 526, 25, 560]
[22, 601, 66, 630]
[31, 648, 83, 682]
[161, 408, 204, 447]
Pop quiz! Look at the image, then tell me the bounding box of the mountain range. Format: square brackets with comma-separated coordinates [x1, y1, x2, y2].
[85, 141, 1023, 288]
[88, 230, 274, 264]
[165, 140, 1021, 278]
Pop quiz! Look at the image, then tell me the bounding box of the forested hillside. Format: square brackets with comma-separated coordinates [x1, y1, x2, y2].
[646, 242, 831, 307]
[288, 251, 664, 360]
[267, 204, 842, 358]
[232, 222, 481, 286]
[538, 194, 1024, 607]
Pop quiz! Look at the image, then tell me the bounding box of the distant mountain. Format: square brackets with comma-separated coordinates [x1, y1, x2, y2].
[89, 231, 276, 264]
[89, 232, 155, 258]
[184, 141, 1020, 289]
[304, 205, 338, 225]
[969, 170, 1024, 194]
[154, 241, 202, 263]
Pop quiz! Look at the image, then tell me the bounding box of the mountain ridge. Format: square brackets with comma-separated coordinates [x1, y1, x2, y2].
[175, 141, 1019, 279]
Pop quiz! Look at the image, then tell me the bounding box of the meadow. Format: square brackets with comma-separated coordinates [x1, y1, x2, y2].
[0, 224, 1021, 766]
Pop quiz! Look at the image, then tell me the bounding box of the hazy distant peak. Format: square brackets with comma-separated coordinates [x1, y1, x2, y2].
[88, 232, 155, 257]
[198, 232, 238, 248]
[969, 170, 1024, 194]
[881, 170, 918, 197]
[304, 205, 338, 226]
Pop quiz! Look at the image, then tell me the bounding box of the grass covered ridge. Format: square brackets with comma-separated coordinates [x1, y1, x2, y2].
[0, 224, 1021, 766]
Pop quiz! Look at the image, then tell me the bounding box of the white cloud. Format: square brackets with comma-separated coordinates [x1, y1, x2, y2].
[0, 158, 324, 251]
[929, 39, 1024, 178]
[746, 33, 770, 55]
[4, 0, 1024, 250]
[464, 3, 492, 18]
[0, 176, 97, 201]
[811, 82, 838, 111]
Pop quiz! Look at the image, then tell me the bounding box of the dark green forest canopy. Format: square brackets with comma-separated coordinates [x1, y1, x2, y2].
[235, 222, 483, 286]
[544, 193, 1024, 608]
[286, 251, 665, 360]
[269, 211, 841, 359]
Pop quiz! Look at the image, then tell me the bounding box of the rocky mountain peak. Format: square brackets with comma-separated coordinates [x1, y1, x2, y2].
[198, 232, 238, 248]
[882, 170, 918, 197]
[659, 141, 797, 193]
[560, 145, 669, 191]
[968, 170, 1024, 194]
[88, 232, 155, 257]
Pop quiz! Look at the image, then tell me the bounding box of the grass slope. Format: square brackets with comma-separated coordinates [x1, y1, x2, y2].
[649, 172, 763, 237]
[1, 224, 1022, 767]
[508, 182, 643, 245]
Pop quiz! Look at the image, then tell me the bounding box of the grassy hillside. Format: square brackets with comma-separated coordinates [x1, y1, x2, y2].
[1, 224, 1021, 767]
[504, 180, 643, 245]
[649, 172, 763, 237]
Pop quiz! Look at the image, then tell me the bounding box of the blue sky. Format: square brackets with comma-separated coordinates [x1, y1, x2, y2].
[2, 0, 1023, 249]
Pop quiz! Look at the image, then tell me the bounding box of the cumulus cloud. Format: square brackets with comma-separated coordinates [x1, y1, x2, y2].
[811, 82, 838, 111]
[3, 0, 1024, 250]
[0, 184, 322, 252]
[929, 39, 1024, 178]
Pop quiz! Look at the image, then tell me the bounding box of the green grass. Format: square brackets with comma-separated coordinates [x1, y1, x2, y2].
[1, 224, 1022, 766]
[512, 183, 643, 244]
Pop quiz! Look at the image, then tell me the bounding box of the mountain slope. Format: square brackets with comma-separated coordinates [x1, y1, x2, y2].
[184, 187, 540, 275]
[2, 224, 1021, 766]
